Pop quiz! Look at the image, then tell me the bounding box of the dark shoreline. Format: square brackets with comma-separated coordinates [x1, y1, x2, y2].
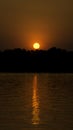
[0, 47, 73, 73]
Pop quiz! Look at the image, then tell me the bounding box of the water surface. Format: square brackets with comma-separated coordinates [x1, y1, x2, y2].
[0, 73, 73, 130]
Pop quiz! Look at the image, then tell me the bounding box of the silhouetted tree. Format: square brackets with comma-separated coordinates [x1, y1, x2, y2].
[0, 47, 73, 72]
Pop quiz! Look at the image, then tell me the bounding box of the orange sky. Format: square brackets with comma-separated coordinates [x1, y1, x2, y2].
[0, 0, 73, 50]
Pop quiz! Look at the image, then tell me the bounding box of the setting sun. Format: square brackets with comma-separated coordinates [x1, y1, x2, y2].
[33, 42, 40, 50]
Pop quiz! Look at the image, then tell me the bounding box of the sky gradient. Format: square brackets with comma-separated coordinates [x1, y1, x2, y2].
[0, 0, 73, 50]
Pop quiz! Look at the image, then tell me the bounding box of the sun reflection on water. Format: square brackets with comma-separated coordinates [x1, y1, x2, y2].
[32, 75, 40, 125]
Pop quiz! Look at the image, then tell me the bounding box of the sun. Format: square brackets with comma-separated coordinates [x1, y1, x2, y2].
[33, 42, 40, 50]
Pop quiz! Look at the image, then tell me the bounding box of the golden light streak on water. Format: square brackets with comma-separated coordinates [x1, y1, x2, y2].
[32, 75, 40, 125]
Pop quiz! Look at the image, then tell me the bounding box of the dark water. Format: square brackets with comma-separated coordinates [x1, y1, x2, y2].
[0, 73, 73, 130]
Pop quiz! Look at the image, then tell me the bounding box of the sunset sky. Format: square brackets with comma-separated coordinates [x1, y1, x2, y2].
[0, 0, 73, 50]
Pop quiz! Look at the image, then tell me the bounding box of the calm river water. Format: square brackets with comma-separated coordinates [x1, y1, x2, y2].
[0, 73, 73, 130]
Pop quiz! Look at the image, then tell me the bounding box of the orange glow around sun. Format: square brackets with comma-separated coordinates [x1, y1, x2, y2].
[33, 42, 40, 50]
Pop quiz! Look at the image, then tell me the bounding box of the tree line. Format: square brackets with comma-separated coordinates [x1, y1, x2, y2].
[0, 47, 73, 73]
